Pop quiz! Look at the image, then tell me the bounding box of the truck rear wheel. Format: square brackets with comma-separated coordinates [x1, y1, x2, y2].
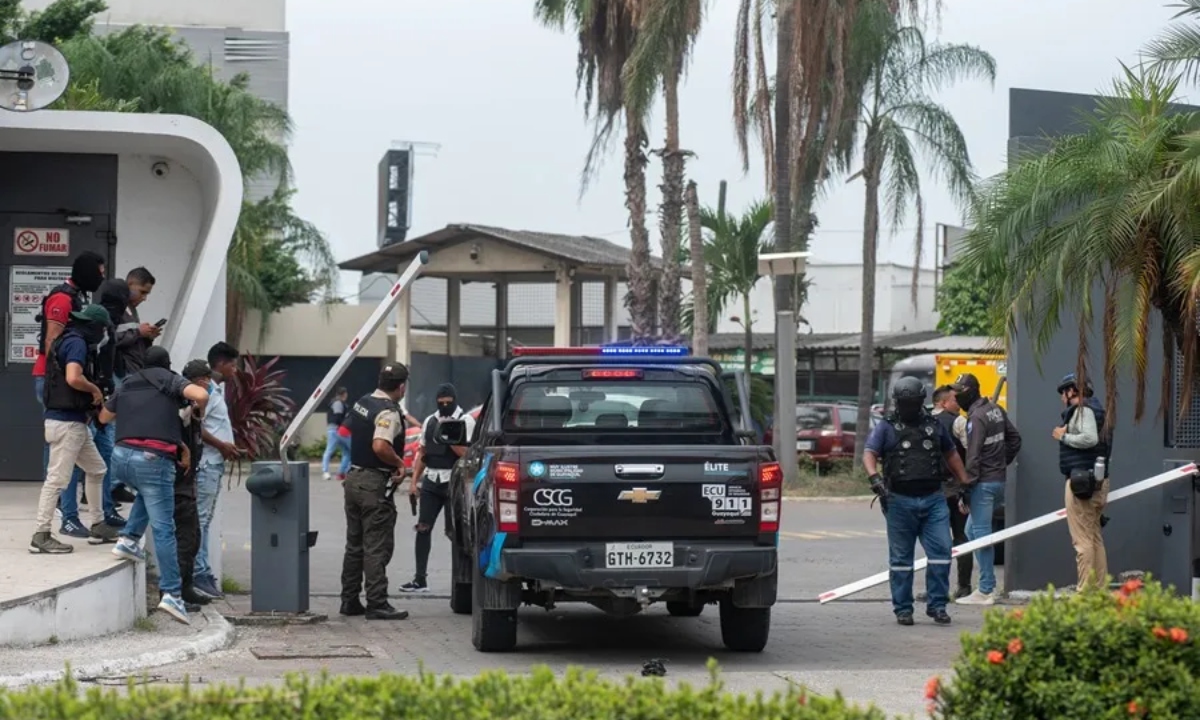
[471, 563, 517, 652]
[449, 541, 472, 615]
[666, 600, 705, 617]
[719, 600, 770, 652]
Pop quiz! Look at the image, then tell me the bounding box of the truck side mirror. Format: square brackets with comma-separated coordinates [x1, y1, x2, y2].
[437, 418, 468, 445]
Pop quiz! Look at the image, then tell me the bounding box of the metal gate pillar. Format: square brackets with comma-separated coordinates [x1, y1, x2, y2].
[245, 460, 316, 613]
[1159, 459, 1200, 597]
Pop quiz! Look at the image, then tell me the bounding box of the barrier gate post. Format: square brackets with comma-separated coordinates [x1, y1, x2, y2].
[242, 250, 430, 615]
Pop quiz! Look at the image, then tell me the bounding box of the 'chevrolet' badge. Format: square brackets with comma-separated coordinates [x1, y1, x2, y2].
[618, 487, 661, 503]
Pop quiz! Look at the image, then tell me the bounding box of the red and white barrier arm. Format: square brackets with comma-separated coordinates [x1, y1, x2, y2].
[277, 250, 430, 483]
[818, 462, 1199, 604]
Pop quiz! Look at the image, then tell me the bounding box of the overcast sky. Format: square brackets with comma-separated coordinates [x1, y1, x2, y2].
[284, 0, 1181, 298]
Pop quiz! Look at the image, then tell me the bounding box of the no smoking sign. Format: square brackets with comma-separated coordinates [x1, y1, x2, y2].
[13, 228, 70, 256]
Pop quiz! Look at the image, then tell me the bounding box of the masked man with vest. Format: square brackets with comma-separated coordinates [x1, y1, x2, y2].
[100, 346, 209, 625]
[339, 364, 411, 621]
[952, 372, 1023, 606]
[932, 385, 973, 599]
[400, 383, 476, 594]
[31, 304, 115, 554]
[863, 376, 969, 626]
[1053, 373, 1110, 590]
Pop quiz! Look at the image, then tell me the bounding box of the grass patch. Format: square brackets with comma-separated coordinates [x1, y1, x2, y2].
[221, 576, 246, 594]
[133, 616, 156, 632]
[785, 471, 871, 497]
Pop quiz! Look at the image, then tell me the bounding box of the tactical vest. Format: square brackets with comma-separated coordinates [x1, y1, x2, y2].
[35, 283, 83, 358]
[1058, 400, 1108, 476]
[43, 330, 95, 413]
[326, 399, 346, 426]
[346, 393, 400, 469]
[882, 412, 946, 495]
[935, 411, 966, 462]
[113, 367, 186, 447]
[422, 412, 458, 470]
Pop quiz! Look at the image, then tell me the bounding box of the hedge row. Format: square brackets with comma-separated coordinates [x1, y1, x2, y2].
[0, 663, 889, 720]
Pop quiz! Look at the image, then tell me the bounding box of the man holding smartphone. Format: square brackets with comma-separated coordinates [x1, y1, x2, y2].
[114, 267, 161, 378]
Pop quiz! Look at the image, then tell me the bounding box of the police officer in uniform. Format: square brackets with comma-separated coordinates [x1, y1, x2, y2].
[339, 364, 411, 620]
[863, 376, 968, 626]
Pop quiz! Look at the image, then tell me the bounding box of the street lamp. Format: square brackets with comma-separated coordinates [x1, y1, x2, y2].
[760, 251, 811, 491]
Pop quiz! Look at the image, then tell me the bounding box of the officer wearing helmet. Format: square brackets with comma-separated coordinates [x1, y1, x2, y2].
[1054, 372, 1109, 590]
[863, 376, 969, 626]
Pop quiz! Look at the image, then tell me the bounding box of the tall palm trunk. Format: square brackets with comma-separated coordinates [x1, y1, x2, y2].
[854, 147, 882, 466]
[658, 60, 685, 344]
[772, 0, 795, 315]
[743, 292, 754, 379]
[624, 106, 654, 340]
[685, 180, 708, 356]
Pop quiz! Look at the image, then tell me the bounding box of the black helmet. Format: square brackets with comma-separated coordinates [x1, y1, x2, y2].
[891, 376, 926, 402]
[1056, 372, 1094, 396]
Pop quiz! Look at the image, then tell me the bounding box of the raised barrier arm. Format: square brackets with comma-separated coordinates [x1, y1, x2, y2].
[277, 251, 431, 485]
[818, 462, 1199, 603]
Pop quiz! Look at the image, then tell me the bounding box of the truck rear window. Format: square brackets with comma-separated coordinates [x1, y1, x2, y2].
[504, 383, 722, 432]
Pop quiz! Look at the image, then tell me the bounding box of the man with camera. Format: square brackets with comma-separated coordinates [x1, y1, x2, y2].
[400, 383, 475, 594]
[1054, 372, 1110, 591]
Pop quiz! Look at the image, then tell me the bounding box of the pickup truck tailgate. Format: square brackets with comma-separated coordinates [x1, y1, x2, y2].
[515, 446, 770, 539]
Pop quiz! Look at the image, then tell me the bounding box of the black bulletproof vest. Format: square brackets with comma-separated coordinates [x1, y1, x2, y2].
[935, 411, 966, 461]
[1058, 400, 1108, 476]
[36, 284, 84, 358]
[422, 413, 458, 470]
[113, 367, 185, 447]
[346, 393, 399, 469]
[326, 399, 346, 426]
[43, 330, 95, 413]
[883, 412, 946, 487]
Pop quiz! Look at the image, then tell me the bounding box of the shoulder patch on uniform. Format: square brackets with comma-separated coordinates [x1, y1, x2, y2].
[375, 416, 392, 429]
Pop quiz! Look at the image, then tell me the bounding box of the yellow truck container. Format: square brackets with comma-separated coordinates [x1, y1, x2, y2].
[935, 353, 1007, 409]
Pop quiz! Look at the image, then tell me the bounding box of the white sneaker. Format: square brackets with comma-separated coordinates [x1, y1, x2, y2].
[955, 590, 996, 606]
[323, 472, 332, 481]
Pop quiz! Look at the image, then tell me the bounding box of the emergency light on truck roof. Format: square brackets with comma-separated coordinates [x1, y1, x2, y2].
[510, 345, 689, 357]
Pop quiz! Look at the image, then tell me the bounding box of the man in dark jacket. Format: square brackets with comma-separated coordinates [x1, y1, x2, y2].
[952, 373, 1022, 606]
[113, 267, 161, 378]
[1054, 373, 1109, 590]
[932, 385, 972, 599]
[176, 359, 213, 609]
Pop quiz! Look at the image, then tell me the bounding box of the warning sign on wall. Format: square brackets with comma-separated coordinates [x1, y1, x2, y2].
[9, 266, 71, 363]
[14, 228, 70, 256]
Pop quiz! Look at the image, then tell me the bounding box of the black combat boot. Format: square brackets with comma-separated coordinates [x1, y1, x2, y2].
[339, 598, 366, 617]
[365, 603, 409, 621]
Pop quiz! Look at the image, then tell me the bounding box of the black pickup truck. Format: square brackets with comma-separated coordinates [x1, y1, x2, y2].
[436, 346, 780, 653]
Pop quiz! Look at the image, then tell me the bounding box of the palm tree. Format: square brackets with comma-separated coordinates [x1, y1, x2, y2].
[685, 180, 709, 355]
[622, 0, 705, 344]
[1145, 0, 1200, 82]
[957, 67, 1200, 427]
[848, 14, 994, 463]
[534, 0, 656, 340]
[700, 200, 775, 378]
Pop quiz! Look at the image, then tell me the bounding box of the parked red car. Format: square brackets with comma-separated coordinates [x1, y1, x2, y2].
[794, 403, 880, 464]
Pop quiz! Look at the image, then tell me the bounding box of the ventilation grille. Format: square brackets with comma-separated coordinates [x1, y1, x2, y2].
[224, 38, 281, 62]
[1171, 346, 1200, 447]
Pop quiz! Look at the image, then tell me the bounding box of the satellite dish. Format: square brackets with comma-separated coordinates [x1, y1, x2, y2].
[0, 40, 70, 112]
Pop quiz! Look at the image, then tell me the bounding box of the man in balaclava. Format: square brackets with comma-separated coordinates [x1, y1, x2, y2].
[862, 375, 968, 627]
[399, 383, 477, 594]
[952, 372, 1022, 608]
[33, 251, 106, 539]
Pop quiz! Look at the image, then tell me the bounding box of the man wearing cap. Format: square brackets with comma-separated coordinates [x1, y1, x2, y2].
[951, 373, 1022, 606]
[400, 382, 476, 594]
[101, 346, 208, 624]
[176, 359, 212, 609]
[339, 364, 411, 620]
[31, 303, 117, 554]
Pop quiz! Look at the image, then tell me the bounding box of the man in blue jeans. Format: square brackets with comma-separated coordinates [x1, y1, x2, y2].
[322, 387, 352, 481]
[193, 342, 242, 600]
[951, 373, 1022, 606]
[864, 376, 969, 626]
[101, 346, 208, 624]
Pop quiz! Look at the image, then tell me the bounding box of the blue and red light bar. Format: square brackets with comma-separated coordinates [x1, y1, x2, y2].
[511, 345, 689, 357]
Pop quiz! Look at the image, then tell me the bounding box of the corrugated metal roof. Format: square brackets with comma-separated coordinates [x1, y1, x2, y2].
[890, 335, 1004, 353]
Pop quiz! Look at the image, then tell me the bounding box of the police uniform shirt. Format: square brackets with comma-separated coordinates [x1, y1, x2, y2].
[371, 390, 405, 448]
[419, 406, 476, 484]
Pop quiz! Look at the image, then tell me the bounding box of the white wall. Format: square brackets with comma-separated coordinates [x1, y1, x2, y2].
[22, 0, 285, 30]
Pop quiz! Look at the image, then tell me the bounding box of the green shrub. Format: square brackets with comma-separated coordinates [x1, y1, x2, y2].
[0, 663, 892, 719]
[291, 439, 328, 460]
[931, 578, 1200, 719]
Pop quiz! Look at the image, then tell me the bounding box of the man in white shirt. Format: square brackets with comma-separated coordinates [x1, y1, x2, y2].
[399, 383, 475, 593]
[192, 342, 243, 600]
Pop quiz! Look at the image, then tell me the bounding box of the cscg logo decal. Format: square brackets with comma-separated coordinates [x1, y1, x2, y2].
[533, 488, 573, 507]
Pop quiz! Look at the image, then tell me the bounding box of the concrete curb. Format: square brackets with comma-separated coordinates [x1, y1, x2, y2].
[0, 607, 236, 689]
[783, 495, 874, 503]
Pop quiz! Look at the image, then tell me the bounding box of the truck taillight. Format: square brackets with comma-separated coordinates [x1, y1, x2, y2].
[495, 461, 520, 533]
[758, 461, 782, 533]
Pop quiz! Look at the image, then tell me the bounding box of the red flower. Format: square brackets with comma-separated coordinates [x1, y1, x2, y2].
[1170, 627, 1189, 644]
[1121, 578, 1144, 596]
[1007, 638, 1024, 655]
[798, 691, 807, 705]
[1153, 626, 1169, 639]
[1010, 609, 1024, 620]
[924, 676, 940, 700]
[1129, 700, 1143, 716]
[987, 650, 1005, 664]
